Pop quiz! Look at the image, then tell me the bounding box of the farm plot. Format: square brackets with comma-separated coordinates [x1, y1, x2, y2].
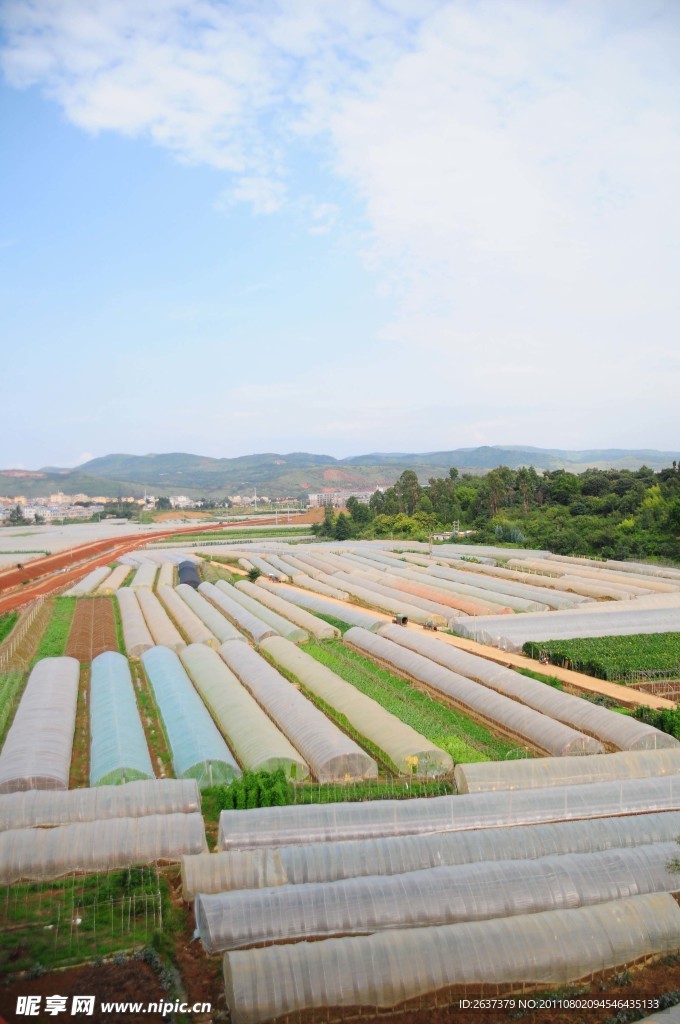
[304, 641, 525, 762]
[33, 597, 76, 661]
[523, 633, 680, 682]
[65, 598, 118, 661]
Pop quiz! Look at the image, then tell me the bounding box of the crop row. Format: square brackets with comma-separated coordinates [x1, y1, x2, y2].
[305, 641, 526, 762]
[523, 633, 680, 681]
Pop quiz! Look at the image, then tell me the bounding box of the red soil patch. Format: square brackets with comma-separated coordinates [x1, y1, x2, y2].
[0, 962, 168, 1024]
[65, 598, 117, 661]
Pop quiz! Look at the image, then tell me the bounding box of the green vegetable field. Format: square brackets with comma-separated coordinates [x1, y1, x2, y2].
[523, 633, 680, 681]
[305, 640, 528, 762]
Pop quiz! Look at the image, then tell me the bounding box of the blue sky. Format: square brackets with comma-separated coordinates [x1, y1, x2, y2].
[1, 1, 679, 468]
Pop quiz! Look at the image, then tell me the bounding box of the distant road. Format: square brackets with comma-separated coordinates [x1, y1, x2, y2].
[0, 518, 281, 613]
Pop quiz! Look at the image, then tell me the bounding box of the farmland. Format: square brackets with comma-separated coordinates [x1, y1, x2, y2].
[524, 633, 680, 682]
[0, 611, 17, 644]
[32, 596, 76, 661]
[305, 639, 527, 762]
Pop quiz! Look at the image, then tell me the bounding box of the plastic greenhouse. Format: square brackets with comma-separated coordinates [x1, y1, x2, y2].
[235, 580, 339, 639]
[0, 778, 200, 831]
[175, 584, 246, 644]
[179, 644, 309, 778]
[89, 651, 154, 786]
[378, 624, 677, 751]
[116, 587, 154, 658]
[141, 646, 241, 788]
[182, 809, 680, 899]
[455, 748, 680, 793]
[0, 812, 207, 883]
[0, 657, 79, 793]
[218, 642, 378, 781]
[157, 560, 175, 588]
[64, 565, 112, 596]
[260, 636, 452, 776]
[344, 627, 602, 756]
[218, 775, 680, 849]
[157, 585, 218, 646]
[199, 582, 278, 644]
[258, 585, 384, 631]
[96, 563, 132, 594]
[136, 586, 186, 652]
[197, 841, 679, 952]
[215, 580, 308, 642]
[129, 561, 158, 589]
[222, 893, 680, 1023]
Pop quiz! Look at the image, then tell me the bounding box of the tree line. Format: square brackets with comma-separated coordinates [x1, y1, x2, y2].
[312, 464, 680, 561]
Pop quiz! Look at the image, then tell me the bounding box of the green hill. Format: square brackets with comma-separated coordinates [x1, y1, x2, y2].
[0, 446, 676, 500]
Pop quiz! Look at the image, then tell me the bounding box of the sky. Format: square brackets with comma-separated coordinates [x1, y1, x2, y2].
[1, 0, 679, 468]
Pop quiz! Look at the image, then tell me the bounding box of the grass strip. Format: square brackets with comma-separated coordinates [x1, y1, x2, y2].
[305, 640, 527, 762]
[0, 611, 18, 645]
[32, 597, 76, 663]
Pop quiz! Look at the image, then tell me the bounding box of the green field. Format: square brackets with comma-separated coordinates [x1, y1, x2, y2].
[150, 527, 309, 544]
[0, 611, 18, 645]
[305, 640, 528, 762]
[0, 868, 181, 974]
[32, 597, 76, 662]
[523, 633, 680, 681]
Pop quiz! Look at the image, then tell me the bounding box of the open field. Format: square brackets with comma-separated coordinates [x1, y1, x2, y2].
[524, 633, 680, 682]
[64, 598, 118, 661]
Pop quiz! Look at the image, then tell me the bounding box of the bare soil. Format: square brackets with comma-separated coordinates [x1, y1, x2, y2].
[65, 598, 117, 661]
[0, 962, 168, 1023]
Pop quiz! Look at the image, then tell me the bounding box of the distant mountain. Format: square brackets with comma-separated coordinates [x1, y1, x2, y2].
[0, 447, 677, 500]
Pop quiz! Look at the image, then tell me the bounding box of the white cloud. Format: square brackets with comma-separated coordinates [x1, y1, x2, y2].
[2, 0, 679, 449]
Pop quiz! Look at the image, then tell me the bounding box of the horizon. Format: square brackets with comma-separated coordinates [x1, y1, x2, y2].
[1, 441, 679, 475]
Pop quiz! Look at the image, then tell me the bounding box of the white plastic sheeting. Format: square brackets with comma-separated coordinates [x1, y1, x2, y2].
[218, 642, 378, 782]
[142, 646, 242, 788]
[383, 565, 512, 614]
[247, 554, 288, 579]
[215, 580, 308, 643]
[96, 564, 132, 594]
[130, 562, 158, 589]
[458, 605, 680, 650]
[157, 561, 175, 588]
[313, 572, 442, 625]
[218, 776, 680, 849]
[259, 585, 384, 631]
[0, 657, 79, 793]
[235, 580, 339, 639]
[330, 571, 452, 625]
[197, 841, 679, 952]
[182, 810, 680, 898]
[222, 894, 680, 1024]
[90, 651, 154, 786]
[423, 565, 548, 612]
[179, 644, 309, 779]
[0, 778, 200, 831]
[289, 574, 350, 599]
[455, 749, 680, 793]
[157, 585, 217, 646]
[260, 637, 452, 776]
[64, 565, 112, 596]
[0, 812, 207, 883]
[176, 584, 246, 644]
[345, 627, 602, 756]
[136, 587, 186, 652]
[378, 624, 678, 752]
[116, 587, 154, 658]
[199, 582, 277, 644]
